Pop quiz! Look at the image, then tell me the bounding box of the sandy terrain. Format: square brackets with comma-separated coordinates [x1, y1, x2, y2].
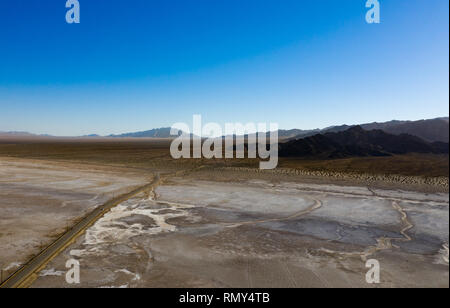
[32, 177, 449, 288]
[0, 157, 149, 278]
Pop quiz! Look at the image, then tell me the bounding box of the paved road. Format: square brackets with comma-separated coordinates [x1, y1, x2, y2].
[0, 174, 160, 288]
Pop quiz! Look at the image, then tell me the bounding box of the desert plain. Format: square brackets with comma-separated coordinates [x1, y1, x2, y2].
[0, 137, 448, 288]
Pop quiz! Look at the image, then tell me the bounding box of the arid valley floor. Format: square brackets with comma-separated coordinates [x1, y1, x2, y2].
[0, 138, 448, 288]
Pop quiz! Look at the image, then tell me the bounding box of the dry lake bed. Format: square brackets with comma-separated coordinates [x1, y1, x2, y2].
[12, 168, 446, 288]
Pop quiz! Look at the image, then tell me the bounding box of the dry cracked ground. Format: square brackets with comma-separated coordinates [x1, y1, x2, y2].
[0, 156, 448, 288]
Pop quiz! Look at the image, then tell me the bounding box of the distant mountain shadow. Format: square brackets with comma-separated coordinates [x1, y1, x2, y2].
[279, 126, 449, 159]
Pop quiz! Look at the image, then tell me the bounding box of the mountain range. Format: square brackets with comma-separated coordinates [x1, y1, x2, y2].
[1, 117, 448, 143]
[279, 126, 449, 159]
[108, 127, 175, 138]
[0, 131, 36, 136]
[109, 117, 449, 143]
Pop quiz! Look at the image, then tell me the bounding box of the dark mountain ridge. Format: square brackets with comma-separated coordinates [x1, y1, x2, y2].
[288, 117, 449, 143]
[279, 126, 449, 159]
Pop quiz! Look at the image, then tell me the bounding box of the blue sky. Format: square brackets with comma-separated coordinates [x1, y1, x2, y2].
[0, 0, 448, 136]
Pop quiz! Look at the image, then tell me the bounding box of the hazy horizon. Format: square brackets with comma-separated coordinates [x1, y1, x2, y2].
[1, 115, 448, 138]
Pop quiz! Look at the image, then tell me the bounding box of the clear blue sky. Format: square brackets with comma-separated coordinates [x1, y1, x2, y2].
[0, 0, 448, 136]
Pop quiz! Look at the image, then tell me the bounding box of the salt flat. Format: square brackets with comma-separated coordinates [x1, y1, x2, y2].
[32, 177, 449, 288]
[0, 157, 149, 277]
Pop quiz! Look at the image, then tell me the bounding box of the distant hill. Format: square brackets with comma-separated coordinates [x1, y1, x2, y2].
[295, 117, 449, 143]
[0, 131, 35, 137]
[277, 129, 320, 139]
[360, 117, 449, 143]
[289, 117, 449, 143]
[3, 117, 447, 141]
[86, 116, 449, 140]
[109, 127, 176, 138]
[279, 126, 449, 159]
